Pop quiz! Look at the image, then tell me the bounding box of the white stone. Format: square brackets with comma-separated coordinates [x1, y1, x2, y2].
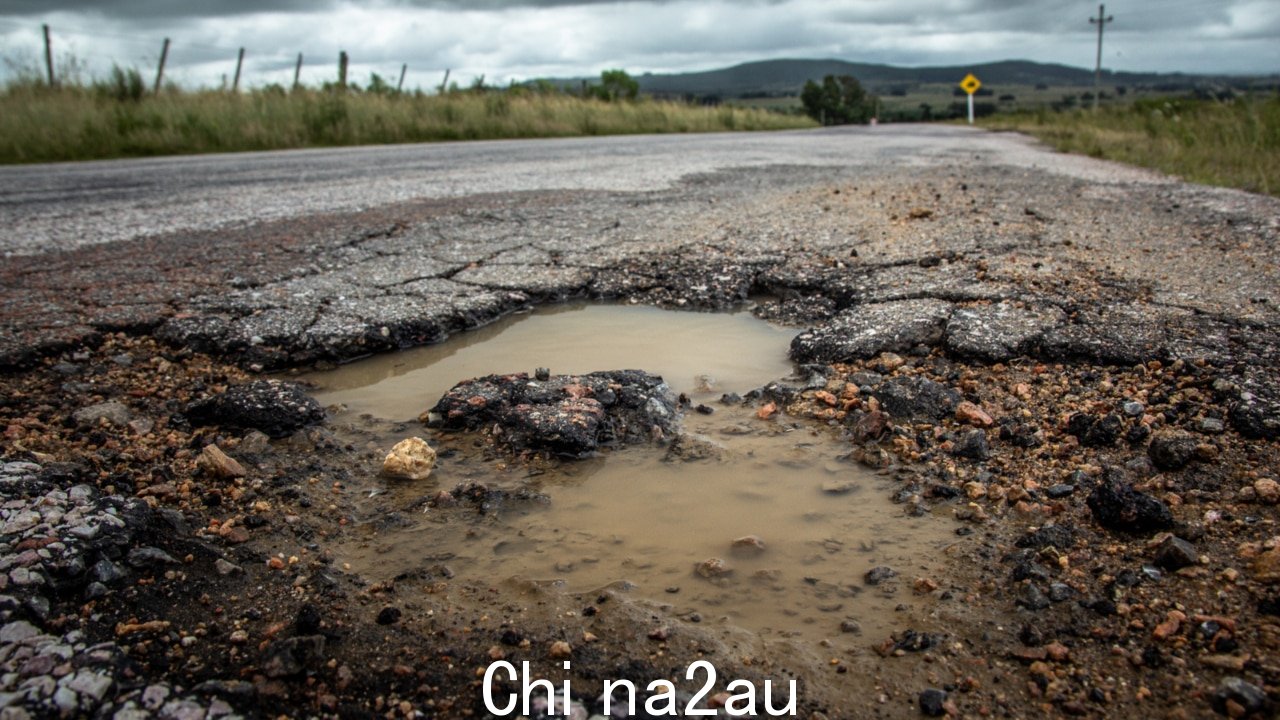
[141, 684, 169, 710]
[66, 671, 111, 702]
[381, 437, 437, 481]
[0, 623, 40, 645]
[1, 512, 41, 535]
[51, 686, 78, 714]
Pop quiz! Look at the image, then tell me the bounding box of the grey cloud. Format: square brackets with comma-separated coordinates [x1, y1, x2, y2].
[3, 0, 336, 18]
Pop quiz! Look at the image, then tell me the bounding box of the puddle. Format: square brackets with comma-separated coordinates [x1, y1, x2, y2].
[307, 303, 797, 420]
[304, 303, 955, 645]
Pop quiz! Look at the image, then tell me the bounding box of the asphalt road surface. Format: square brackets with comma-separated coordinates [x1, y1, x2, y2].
[0, 125, 1161, 256]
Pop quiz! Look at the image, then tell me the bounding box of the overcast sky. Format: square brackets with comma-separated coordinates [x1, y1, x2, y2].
[2, 1, 1277, 91]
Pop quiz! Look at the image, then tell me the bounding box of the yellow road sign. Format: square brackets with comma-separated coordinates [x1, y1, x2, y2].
[960, 73, 982, 95]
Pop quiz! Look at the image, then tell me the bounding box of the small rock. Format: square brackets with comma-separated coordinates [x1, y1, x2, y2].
[1250, 548, 1280, 585]
[548, 640, 572, 659]
[1253, 479, 1280, 505]
[51, 686, 78, 715]
[214, 559, 243, 576]
[262, 635, 326, 678]
[918, 688, 947, 717]
[875, 352, 906, 372]
[695, 558, 731, 579]
[1211, 677, 1269, 717]
[951, 429, 990, 460]
[1086, 472, 1174, 534]
[1067, 412, 1122, 447]
[1198, 417, 1226, 435]
[73, 402, 132, 427]
[871, 377, 960, 423]
[1122, 401, 1145, 417]
[730, 535, 766, 555]
[0, 620, 40, 644]
[91, 559, 127, 584]
[756, 402, 778, 420]
[197, 444, 247, 479]
[1043, 642, 1070, 662]
[1048, 583, 1076, 602]
[864, 566, 897, 586]
[376, 607, 401, 625]
[850, 410, 889, 442]
[1152, 610, 1185, 641]
[381, 437, 437, 481]
[955, 401, 994, 427]
[535, 367, 551, 381]
[1149, 430, 1199, 471]
[1016, 583, 1049, 611]
[296, 604, 322, 635]
[127, 547, 177, 568]
[142, 684, 170, 710]
[1153, 535, 1198, 570]
[238, 430, 272, 455]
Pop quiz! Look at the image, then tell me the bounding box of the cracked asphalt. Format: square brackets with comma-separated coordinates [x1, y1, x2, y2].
[3, 125, 1278, 431]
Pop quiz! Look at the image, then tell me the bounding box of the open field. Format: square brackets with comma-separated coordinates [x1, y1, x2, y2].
[0, 83, 814, 164]
[736, 83, 1186, 120]
[984, 93, 1280, 197]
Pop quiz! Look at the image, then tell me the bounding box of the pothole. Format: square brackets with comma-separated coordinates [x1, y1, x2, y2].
[302, 303, 956, 645]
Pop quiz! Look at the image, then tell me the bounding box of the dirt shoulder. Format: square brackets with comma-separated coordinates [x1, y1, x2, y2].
[1, 154, 1279, 718]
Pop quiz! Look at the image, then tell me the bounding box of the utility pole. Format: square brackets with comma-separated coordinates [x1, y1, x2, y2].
[42, 24, 55, 87]
[154, 38, 170, 94]
[1089, 4, 1114, 112]
[232, 47, 245, 93]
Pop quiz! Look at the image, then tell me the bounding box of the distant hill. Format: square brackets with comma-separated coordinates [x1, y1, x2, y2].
[547, 58, 1275, 99]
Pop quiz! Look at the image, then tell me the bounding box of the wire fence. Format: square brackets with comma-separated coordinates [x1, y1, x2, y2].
[2, 21, 451, 94]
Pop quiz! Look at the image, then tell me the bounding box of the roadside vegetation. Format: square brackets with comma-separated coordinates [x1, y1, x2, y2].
[982, 93, 1280, 197]
[799, 74, 877, 126]
[0, 67, 813, 164]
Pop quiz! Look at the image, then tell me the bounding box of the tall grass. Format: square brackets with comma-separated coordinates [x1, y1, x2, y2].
[984, 94, 1280, 197]
[0, 81, 815, 163]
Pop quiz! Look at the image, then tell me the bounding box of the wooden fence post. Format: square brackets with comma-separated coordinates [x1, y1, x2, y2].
[397, 63, 407, 93]
[232, 47, 245, 92]
[293, 52, 303, 90]
[154, 38, 170, 94]
[338, 51, 348, 91]
[42, 24, 55, 87]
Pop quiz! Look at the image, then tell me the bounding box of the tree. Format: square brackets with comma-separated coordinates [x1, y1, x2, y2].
[800, 75, 875, 125]
[366, 72, 393, 95]
[593, 69, 639, 102]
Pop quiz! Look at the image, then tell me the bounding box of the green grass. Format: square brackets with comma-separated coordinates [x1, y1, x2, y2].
[0, 84, 815, 164]
[983, 94, 1280, 197]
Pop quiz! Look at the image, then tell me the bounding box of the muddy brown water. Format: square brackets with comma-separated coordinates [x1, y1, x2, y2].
[304, 303, 955, 646]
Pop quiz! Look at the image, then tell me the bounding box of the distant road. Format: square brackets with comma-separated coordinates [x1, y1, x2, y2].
[0, 126, 1158, 257]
